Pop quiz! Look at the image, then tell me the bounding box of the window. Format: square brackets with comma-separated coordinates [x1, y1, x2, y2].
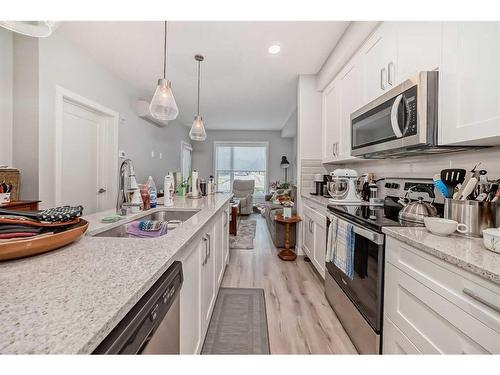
[214, 142, 268, 197]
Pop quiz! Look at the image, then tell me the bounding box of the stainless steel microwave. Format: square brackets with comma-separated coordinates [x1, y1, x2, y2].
[350, 71, 475, 159]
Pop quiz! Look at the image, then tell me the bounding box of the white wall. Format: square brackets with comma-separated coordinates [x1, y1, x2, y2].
[328, 147, 500, 182]
[37, 32, 190, 208]
[191, 129, 294, 187]
[0, 29, 13, 166]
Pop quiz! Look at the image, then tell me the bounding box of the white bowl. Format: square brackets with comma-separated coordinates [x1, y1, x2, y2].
[423, 217, 467, 237]
[482, 227, 500, 254]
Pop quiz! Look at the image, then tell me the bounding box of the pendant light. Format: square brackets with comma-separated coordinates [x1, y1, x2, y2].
[189, 54, 207, 141]
[149, 21, 179, 121]
[0, 21, 60, 37]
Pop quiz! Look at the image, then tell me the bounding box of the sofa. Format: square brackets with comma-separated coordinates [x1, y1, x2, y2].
[263, 186, 297, 248]
[232, 179, 255, 215]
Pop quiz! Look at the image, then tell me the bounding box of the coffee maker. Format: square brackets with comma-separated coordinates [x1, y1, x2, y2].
[310, 174, 332, 197]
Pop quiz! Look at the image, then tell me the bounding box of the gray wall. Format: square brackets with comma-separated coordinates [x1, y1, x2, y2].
[191, 130, 294, 188]
[1, 32, 190, 207]
[0, 29, 13, 166]
[12, 34, 39, 200]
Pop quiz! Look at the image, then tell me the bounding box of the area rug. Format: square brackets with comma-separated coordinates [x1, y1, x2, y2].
[201, 288, 270, 354]
[229, 220, 256, 249]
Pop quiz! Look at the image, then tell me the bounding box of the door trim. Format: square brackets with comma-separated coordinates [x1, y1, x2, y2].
[54, 85, 119, 209]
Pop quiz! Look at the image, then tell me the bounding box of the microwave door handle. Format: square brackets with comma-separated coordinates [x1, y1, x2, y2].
[390, 94, 404, 138]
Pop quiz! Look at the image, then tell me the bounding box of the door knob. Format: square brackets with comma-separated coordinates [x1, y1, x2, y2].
[98, 188, 107, 194]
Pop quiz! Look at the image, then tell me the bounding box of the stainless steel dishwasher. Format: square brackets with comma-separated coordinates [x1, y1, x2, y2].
[93, 261, 183, 354]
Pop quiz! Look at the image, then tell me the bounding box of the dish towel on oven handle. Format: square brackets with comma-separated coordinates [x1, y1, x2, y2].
[327, 214, 355, 280]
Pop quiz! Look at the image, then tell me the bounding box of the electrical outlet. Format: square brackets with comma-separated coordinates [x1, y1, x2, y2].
[151, 151, 155, 158]
[159, 152, 163, 159]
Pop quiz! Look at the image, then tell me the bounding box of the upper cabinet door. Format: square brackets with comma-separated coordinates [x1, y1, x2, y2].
[439, 22, 500, 145]
[338, 58, 364, 160]
[394, 22, 442, 84]
[361, 22, 397, 102]
[322, 78, 341, 163]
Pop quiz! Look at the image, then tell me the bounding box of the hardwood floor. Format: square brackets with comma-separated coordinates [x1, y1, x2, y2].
[221, 214, 357, 354]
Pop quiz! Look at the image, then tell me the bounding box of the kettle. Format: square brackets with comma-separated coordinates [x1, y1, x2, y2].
[398, 185, 438, 226]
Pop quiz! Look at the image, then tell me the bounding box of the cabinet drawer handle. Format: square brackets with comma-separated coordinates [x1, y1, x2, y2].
[462, 288, 500, 313]
[388, 62, 395, 86]
[380, 67, 387, 90]
[202, 236, 208, 265]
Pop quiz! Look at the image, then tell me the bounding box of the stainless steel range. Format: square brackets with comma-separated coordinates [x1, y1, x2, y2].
[324, 178, 441, 354]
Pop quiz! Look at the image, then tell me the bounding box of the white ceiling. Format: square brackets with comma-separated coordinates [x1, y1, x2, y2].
[59, 21, 349, 131]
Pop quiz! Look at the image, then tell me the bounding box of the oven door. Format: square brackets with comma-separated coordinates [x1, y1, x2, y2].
[326, 214, 385, 332]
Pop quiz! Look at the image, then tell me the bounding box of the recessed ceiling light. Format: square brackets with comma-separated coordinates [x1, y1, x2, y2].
[268, 45, 281, 54]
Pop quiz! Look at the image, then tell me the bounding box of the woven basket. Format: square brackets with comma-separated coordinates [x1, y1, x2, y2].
[0, 169, 20, 201]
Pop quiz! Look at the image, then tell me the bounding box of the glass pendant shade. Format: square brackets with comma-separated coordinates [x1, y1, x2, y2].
[149, 78, 179, 121]
[189, 115, 207, 141]
[0, 21, 60, 37]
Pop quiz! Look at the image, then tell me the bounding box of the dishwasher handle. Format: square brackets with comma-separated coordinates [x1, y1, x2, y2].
[93, 261, 183, 354]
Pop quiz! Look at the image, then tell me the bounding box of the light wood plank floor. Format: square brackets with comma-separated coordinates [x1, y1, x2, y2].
[221, 214, 357, 354]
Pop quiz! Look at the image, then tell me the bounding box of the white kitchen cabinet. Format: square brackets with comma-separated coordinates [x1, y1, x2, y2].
[383, 237, 500, 354]
[179, 236, 202, 354]
[302, 202, 327, 278]
[439, 22, 500, 145]
[360, 22, 397, 102]
[337, 58, 364, 160]
[222, 206, 230, 265]
[321, 78, 341, 163]
[214, 208, 228, 287]
[383, 315, 422, 354]
[393, 21, 442, 85]
[200, 225, 217, 336]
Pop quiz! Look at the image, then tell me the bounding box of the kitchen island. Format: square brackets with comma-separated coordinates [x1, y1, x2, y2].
[0, 193, 232, 354]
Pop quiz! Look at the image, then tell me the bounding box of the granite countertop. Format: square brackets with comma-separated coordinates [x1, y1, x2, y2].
[383, 227, 500, 285]
[301, 192, 331, 207]
[0, 193, 232, 354]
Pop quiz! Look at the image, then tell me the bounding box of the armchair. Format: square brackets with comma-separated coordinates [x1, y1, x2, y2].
[232, 180, 255, 215]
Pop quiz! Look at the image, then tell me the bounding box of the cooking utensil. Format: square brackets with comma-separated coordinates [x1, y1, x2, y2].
[433, 174, 449, 198]
[458, 176, 479, 200]
[444, 199, 498, 238]
[440, 169, 466, 198]
[398, 185, 438, 226]
[454, 163, 481, 199]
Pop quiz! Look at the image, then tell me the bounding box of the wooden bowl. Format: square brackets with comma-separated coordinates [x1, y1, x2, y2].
[0, 219, 89, 261]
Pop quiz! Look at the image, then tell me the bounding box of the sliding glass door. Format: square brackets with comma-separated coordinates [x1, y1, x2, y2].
[214, 142, 268, 197]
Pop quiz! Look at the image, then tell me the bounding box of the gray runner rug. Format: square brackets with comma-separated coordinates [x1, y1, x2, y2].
[201, 288, 270, 354]
[229, 220, 256, 249]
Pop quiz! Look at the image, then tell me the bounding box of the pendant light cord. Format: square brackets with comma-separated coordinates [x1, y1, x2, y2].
[197, 60, 201, 115]
[163, 21, 167, 79]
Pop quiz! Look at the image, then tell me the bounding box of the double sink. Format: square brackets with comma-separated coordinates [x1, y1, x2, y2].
[92, 208, 200, 238]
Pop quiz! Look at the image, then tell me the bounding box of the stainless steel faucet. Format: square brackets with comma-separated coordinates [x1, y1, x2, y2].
[116, 159, 135, 215]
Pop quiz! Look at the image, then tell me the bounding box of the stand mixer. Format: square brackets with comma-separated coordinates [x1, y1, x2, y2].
[327, 169, 362, 204]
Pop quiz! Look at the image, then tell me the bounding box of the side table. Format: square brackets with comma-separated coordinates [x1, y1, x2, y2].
[274, 214, 301, 261]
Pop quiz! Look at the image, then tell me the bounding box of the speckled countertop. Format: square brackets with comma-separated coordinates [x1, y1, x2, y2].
[383, 227, 500, 285]
[0, 193, 232, 354]
[301, 192, 331, 207]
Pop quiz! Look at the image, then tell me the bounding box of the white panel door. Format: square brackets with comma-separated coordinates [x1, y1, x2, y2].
[180, 240, 202, 354]
[394, 21, 442, 84]
[322, 79, 341, 163]
[439, 22, 500, 145]
[361, 22, 397, 102]
[200, 227, 216, 335]
[338, 59, 364, 160]
[61, 101, 104, 213]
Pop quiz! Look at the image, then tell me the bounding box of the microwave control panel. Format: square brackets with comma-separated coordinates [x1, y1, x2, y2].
[403, 85, 418, 136]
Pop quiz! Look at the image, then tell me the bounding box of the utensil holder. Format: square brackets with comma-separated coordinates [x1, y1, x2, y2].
[444, 199, 499, 238]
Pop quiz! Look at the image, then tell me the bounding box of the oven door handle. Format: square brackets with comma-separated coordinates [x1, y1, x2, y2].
[390, 94, 404, 138]
[327, 213, 384, 245]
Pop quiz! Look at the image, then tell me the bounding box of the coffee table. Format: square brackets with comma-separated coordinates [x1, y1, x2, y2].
[274, 214, 301, 261]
